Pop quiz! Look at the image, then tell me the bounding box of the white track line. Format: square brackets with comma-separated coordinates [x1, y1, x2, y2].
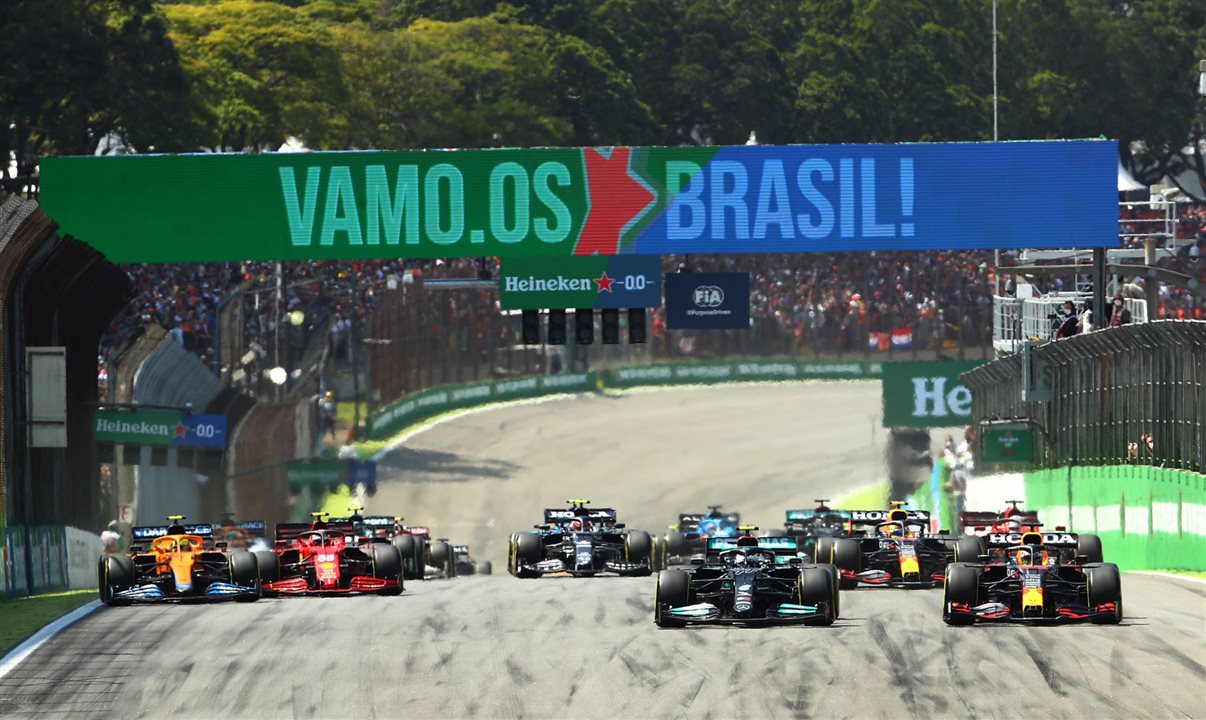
[1126, 571, 1206, 585]
[0, 599, 102, 680]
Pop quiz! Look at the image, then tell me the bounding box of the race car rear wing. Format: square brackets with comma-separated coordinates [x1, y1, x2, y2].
[961, 510, 1040, 531]
[131, 523, 213, 540]
[847, 510, 930, 524]
[985, 531, 1078, 548]
[706, 537, 799, 554]
[274, 520, 355, 541]
[544, 508, 618, 524]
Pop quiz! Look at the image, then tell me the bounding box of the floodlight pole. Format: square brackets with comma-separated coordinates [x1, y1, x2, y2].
[992, 0, 1002, 297]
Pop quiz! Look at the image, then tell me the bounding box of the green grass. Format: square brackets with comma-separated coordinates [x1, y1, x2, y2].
[833, 482, 888, 510]
[0, 588, 95, 658]
[335, 401, 367, 427]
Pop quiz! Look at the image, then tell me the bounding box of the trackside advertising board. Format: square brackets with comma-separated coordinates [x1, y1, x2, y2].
[499, 256, 661, 309]
[664, 272, 751, 329]
[40, 141, 1117, 263]
[94, 409, 227, 448]
[881, 361, 985, 428]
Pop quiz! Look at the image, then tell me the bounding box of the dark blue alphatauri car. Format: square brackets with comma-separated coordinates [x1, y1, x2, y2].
[654, 532, 838, 627]
[508, 500, 655, 578]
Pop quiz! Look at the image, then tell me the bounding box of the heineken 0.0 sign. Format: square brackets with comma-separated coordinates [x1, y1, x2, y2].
[499, 256, 661, 310]
[881, 361, 984, 428]
[40, 141, 1116, 263]
[94, 409, 227, 448]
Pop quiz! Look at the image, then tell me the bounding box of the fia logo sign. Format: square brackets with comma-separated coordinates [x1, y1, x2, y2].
[693, 285, 724, 308]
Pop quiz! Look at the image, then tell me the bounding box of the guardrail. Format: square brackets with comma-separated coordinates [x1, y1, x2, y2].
[367, 359, 884, 440]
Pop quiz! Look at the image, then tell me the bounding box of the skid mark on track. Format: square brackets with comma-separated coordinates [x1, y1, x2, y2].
[1016, 629, 1068, 697]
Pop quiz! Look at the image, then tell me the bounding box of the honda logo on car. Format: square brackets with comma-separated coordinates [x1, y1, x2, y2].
[989, 532, 1076, 545]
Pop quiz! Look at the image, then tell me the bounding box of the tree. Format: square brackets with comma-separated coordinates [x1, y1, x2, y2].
[162, 0, 348, 151]
[1, 0, 197, 191]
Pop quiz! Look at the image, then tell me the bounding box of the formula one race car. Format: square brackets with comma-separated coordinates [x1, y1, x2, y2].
[258, 513, 402, 595]
[508, 500, 654, 578]
[781, 500, 853, 561]
[451, 544, 492, 576]
[654, 532, 837, 627]
[943, 530, 1122, 624]
[960, 502, 1105, 564]
[98, 516, 261, 605]
[333, 510, 456, 580]
[660, 505, 742, 567]
[212, 517, 269, 551]
[814, 504, 969, 589]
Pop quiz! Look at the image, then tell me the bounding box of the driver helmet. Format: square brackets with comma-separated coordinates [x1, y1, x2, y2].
[879, 522, 905, 538]
[736, 535, 759, 547]
[311, 519, 328, 531]
[1014, 546, 1049, 566]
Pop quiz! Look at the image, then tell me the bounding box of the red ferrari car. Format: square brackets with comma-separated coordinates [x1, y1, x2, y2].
[256, 513, 402, 595]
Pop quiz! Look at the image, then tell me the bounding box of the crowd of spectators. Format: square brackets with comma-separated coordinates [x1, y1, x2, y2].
[97, 203, 1205, 396]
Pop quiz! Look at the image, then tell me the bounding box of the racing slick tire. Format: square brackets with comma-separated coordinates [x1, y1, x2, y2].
[474, 560, 493, 576]
[428, 541, 456, 579]
[664, 531, 687, 558]
[802, 563, 841, 618]
[797, 566, 836, 626]
[98, 554, 135, 606]
[1084, 562, 1123, 624]
[650, 537, 663, 572]
[514, 532, 543, 579]
[227, 551, 261, 601]
[654, 569, 691, 628]
[816, 538, 861, 589]
[506, 533, 519, 575]
[624, 531, 654, 576]
[954, 536, 986, 564]
[368, 544, 404, 595]
[253, 550, 280, 584]
[392, 535, 423, 580]
[943, 562, 980, 625]
[1077, 534, 1105, 564]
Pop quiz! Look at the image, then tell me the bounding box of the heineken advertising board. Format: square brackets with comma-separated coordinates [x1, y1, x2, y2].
[93, 409, 227, 448]
[40, 141, 1116, 263]
[981, 424, 1035, 463]
[499, 256, 661, 310]
[286, 459, 377, 490]
[881, 361, 985, 428]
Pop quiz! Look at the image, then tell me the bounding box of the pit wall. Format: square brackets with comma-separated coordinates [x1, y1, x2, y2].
[0, 525, 99, 597]
[367, 360, 880, 440]
[1025, 465, 1205, 571]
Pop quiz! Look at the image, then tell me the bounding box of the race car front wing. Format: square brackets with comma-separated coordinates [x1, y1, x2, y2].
[660, 601, 829, 624]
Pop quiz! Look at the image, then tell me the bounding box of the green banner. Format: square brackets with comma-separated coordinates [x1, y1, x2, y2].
[94, 410, 182, 444]
[982, 425, 1034, 463]
[881, 360, 984, 428]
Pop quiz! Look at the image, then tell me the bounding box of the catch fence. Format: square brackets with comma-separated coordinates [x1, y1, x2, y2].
[962, 321, 1204, 472]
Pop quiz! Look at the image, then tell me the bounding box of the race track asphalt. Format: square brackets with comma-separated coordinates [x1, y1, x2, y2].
[1, 382, 1202, 719]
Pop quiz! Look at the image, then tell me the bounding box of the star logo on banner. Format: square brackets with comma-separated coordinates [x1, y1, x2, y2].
[594, 272, 616, 293]
[173, 422, 188, 439]
[574, 147, 656, 256]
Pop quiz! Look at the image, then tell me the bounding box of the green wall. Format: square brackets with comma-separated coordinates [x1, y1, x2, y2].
[1025, 465, 1205, 571]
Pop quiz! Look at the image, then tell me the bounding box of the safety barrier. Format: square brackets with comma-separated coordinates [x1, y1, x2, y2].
[1025, 465, 1205, 571]
[0, 525, 100, 598]
[366, 359, 884, 440]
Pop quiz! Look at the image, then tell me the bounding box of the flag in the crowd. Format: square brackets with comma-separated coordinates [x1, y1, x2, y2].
[891, 328, 913, 350]
[868, 332, 891, 352]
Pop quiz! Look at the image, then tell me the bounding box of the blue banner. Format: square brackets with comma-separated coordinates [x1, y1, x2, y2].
[665, 272, 751, 329]
[627, 140, 1118, 253]
[177, 414, 228, 448]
